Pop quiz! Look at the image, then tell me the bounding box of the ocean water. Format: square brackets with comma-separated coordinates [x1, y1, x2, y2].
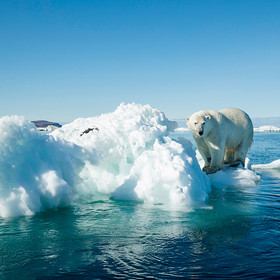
[1, 131, 280, 280]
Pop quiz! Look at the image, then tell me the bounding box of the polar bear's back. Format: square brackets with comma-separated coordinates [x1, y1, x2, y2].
[218, 108, 252, 128]
[218, 107, 253, 147]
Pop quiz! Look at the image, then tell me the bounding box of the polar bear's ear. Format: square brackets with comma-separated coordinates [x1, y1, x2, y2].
[205, 115, 211, 120]
[186, 117, 189, 122]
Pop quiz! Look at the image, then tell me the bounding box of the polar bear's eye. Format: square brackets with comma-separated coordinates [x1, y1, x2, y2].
[194, 122, 198, 125]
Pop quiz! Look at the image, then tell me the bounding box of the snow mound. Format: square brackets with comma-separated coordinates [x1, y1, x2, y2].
[0, 103, 212, 217]
[53, 103, 210, 205]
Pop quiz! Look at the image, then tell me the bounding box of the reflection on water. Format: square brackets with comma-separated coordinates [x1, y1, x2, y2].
[0, 186, 277, 280]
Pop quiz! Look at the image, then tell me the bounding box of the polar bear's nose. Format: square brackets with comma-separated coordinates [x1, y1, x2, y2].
[199, 130, 203, 136]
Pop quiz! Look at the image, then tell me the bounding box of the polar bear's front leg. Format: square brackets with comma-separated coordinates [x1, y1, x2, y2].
[194, 138, 211, 170]
[204, 142, 224, 174]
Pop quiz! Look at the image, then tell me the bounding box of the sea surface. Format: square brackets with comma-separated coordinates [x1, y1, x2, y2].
[1, 131, 280, 280]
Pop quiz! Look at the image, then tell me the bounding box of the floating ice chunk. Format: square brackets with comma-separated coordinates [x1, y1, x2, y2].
[208, 165, 260, 188]
[254, 125, 280, 132]
[195, 150, 260, 188]
[252, 159, 280, 170]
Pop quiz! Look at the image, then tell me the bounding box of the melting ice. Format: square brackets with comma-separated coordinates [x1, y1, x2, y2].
[0, 103, 261, 218]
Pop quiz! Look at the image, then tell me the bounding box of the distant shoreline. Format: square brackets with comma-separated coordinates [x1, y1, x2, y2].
[31, 120, 62, 131]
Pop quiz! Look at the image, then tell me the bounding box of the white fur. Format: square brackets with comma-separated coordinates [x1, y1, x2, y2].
[186, 108, 253, 174]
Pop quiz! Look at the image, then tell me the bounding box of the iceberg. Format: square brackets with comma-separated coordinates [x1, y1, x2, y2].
[0, 103, 211, 217]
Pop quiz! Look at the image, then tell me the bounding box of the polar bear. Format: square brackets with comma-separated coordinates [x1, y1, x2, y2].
[186, 108, 253, 174]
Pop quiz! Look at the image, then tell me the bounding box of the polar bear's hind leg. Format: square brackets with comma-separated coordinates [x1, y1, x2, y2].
[223, 147, 235, 165]
[230, 141, 248, 167]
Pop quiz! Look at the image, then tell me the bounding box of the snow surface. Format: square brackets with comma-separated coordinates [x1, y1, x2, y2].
[0, 103, 261, 218]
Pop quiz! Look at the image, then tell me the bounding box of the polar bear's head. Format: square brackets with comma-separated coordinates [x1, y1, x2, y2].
[186, 111, 211, 137]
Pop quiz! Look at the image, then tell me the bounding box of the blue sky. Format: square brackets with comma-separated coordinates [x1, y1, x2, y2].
[1, 0, 280, 122]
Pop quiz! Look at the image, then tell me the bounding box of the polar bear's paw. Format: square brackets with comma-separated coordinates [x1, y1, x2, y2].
[228, 160, 245, 167]
[203, 166, 221, 174]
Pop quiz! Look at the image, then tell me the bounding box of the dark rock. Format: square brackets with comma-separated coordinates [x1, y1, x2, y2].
[32, 120, 62, 128]
[80, 127, 99, 136]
